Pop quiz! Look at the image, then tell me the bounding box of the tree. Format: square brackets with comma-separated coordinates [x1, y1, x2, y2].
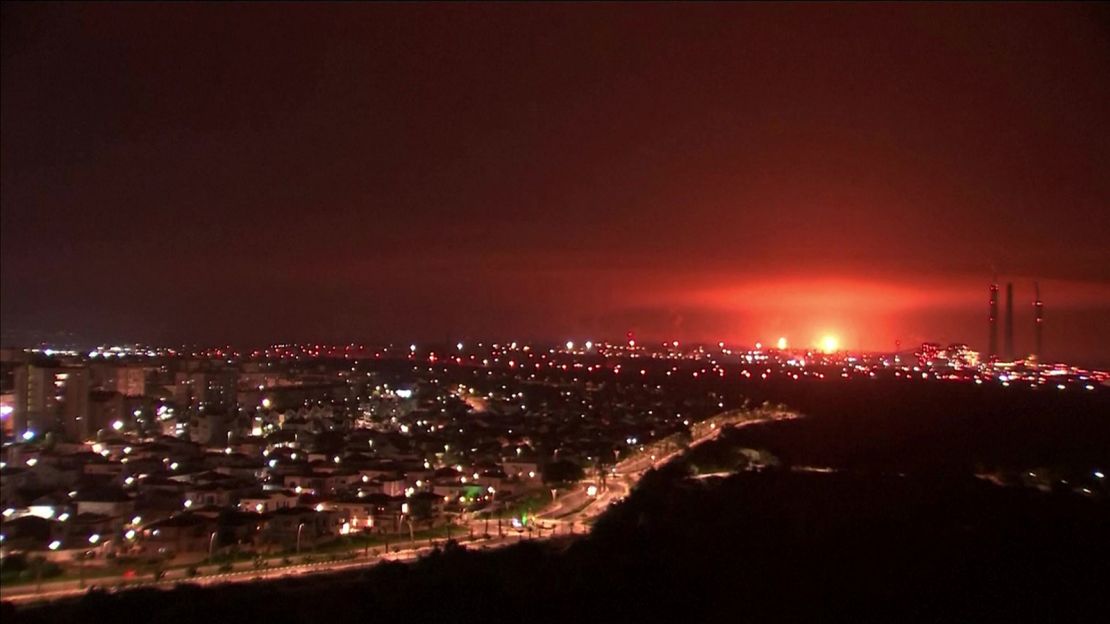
[542, 459, 584, 484]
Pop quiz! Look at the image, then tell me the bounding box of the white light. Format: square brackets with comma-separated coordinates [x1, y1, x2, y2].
[456, 342, 464, 351]
[184, 499, 193, 508]
[88, 534, 100, 544]
[0, 405, 12, 417]
[125, 529, 136, 540]
[586, 485, 598, 497]
[22, 430, 35, 441]
[112, 420, 124, 431]
[409, 344, 417, 353]
[566, 341, 575, 350]
[1095, 471, 1105, 479]
[49, 540, 62, 550]
[131, 515, 142, 525]
[261, 398, 272, 409]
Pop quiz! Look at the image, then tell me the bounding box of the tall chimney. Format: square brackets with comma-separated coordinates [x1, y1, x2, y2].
[988, 282, 999, 359]
[1004, 282, 1014, 360]
[1033, 282, 1044, 360]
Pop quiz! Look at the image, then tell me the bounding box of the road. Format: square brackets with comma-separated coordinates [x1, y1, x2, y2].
[0, 532, 526, 605]
[1, 408, 796, 606]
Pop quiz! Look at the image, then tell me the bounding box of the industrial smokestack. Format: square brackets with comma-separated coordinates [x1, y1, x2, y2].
[988, 282, 999, 359]
[1004, 282, 1014, 360]
[1033, 282, 1044, 360]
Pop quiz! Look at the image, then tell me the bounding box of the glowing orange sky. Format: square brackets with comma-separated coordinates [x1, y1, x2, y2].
[631, 275, 1110, 356]
[2, 5, 1108, 364]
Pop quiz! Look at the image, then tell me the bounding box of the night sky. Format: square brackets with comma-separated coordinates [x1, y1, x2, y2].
[2, 4, 1108, 362]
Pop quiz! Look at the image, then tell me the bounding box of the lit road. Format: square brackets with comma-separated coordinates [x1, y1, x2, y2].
[1, 409, 796, 606]
[0, 533, 524, 605]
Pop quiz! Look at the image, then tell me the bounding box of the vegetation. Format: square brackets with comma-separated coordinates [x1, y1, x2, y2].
[8, 385, 1108, 623]
[540, 459, 584, 484]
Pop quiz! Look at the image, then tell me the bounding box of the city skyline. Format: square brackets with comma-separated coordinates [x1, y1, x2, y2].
[1, 4, 1107, 619]
[3, 4, 1109, 360]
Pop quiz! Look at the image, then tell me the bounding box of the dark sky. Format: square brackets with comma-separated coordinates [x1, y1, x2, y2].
[3, 4, 1109, 362]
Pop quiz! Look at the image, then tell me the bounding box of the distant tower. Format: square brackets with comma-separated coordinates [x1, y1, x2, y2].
[1004, 283, 1014, 360]
[1033, 282, 1044, 360]
[988, 282, 999, 358]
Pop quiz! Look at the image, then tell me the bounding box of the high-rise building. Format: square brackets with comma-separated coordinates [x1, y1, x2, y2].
[1033, 282, 1044, 360]
[1004, 283, 1015, 360]
[13, 364, 90, 440]
[988, 282, 999, 358]
[88, 390, 125, 439]
[173, 369, 238, 410]
[90, 363, 149, 397]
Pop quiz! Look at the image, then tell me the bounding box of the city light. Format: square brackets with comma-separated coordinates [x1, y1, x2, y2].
[1, 6, 1106, 616]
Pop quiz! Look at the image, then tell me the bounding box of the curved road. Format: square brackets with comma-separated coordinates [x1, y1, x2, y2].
[1, 408, 796, 606]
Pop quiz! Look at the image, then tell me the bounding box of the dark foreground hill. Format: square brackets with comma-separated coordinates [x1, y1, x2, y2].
[10, 466, 1108, 624]
[8, 384, 1109, 623]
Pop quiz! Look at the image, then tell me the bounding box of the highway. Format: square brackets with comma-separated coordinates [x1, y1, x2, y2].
[1, 408, 796, 606]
